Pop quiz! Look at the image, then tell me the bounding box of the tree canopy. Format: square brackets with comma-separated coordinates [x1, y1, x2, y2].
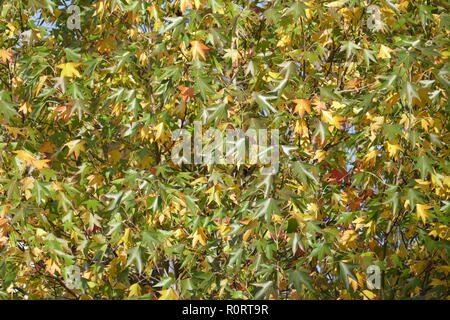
[0, 0, 449, 300]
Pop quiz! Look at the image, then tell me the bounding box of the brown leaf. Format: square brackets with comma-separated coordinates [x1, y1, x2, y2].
[177, 85, 195, 104]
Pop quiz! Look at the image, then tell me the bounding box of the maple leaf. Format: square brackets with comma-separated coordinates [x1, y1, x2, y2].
[177, 85, 195, 104]
[313, 149, 327, 163]
[190, 40, 210, 60]
[57, 62, 82, 78]
[5, 126, 25, 139]
[13, 150, 36, 164]
[377, 45, 393, 59]
[55, 104, 73, 122]
[223, 48, 241, 67]
[386, 142, 402, 160]
[108, 149, 121, 164]
[128, 283, 142, 298]
[44, 259, 61, 275]
[292, 99, 311, 118]
[313, 99, 327, 112]
[192, 227, 207, 247]
[52, 77, 66, 94]
[416, 204, 432, 224]
[321, 109, 343, 130]
[65, 139, 86, 159]
[349, 198, 362, 211]
[346, 78, 362, 89]
[363, 147, 379, 165]
[87, 174, 104, 188]
[153, 122, 166, 141]
[32, 159, 50, 170]
[95, 37, 117, 53]
[158, 289, 179, 300]
[40, 141, 56, 154]
[0, 49, 13, 64]
[325, 0, 346, 8]
[329, 168, 350, 185]
[19, 102, 32, 115]
[13, 150, 50, 170]
[180, 0, 193, 13]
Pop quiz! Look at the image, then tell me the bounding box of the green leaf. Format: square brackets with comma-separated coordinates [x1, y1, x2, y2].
[126, 246, 145, 274]
[255, 198, 279, 222]
[415, 156, 434, 180]
[289, 270, 314, 292]
[0, 90, 18, 121]
[252, 281, 273, 299]
[339, 261, 357, 290]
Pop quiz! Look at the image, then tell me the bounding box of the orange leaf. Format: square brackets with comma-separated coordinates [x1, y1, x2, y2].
[0, 49, 13, 64]
[40, 141, 57, 154]
[190, 40, 210, 60]
[177, 85, 195, 104]
[313, 99, 327, 112]
[55, 104, 73, 122]
[292, 99, 311, 118]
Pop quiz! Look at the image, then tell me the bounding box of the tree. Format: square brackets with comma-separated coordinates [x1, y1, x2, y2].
[0, 0, 448, 300]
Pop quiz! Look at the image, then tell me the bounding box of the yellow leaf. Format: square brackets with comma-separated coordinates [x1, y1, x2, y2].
[436, 266, 450, 275]
[180, 0, 193, 13]
[190, 40, 210, 60]
[386, 142, 402, 160]
[416, 204, 432, 224]
[158, 289, 179, 300]
[5, 126, 26, 139]
[377, 45, 393, 59]
[217, 223, 231, 237]
[362, 290, 377, 300]
[340, 230, 359, 248]
[32, 159, 50, 170]
[13, 150, 35, 164]
[363, 147, 379, 165]
[429, 278, 447, 287]
[411, 261, 427, 275]
[96, 37, 117, 53]
[128, 283, 142, 297]
[118, 228, 132, 249]
[19, 102, 32, 115]
[192, 177, 208, 184]
[57, 62, 82, 78]
[414, 179, 431, 189]
[243, 228, 254, 242]
[87, 174, 104, 188]
[293, 120, 308, 137]
[321, 110, 343, 130]
[153, 122, 165, 141]
[313, 149, 327, 163]
[292, 99, 311, 118]
[193, 0, 203, 9]
[32, 75, 48, 97]
[44, 259, 61, 275]
[108, 149, 121, 164]
[192, 227, 207, 247]
[331, 101, 346, 109]
[348, 277, 358, 291]
[325, 0, 346, 8]
[65, 139, 86, 160]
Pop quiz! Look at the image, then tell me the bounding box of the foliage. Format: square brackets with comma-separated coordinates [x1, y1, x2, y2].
[0, 0, 449, 300]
